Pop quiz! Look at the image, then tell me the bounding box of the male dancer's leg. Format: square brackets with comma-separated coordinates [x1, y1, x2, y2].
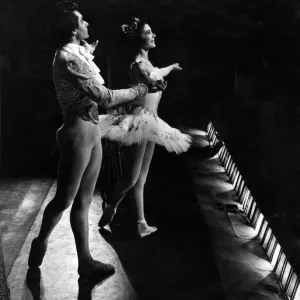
[71, 136, 115, 277]
[28, 127, 93, 267]
[71, 138, 102, 263]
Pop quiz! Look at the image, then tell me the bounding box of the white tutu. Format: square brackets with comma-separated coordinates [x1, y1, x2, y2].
[98, 105, 191, 154]
[98, 69, 191, 154]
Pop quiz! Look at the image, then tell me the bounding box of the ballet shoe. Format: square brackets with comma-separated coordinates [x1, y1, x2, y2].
[98, 205, 117, 228]
[138, 221, 158, 238]
[28, 237, 48, 268]
[78, 260, 115, 283]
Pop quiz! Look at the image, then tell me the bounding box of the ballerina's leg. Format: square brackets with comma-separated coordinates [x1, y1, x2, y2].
[98, 141, 147, 227]
[132, 141, 156, 222]
[109, 141, 148, 207]
[132, 141, 158, 238]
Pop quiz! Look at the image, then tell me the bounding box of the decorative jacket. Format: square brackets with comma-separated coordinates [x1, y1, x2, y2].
[52, 43, 142, 124]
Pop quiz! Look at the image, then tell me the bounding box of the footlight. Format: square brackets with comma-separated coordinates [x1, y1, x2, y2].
[270, 243, 281, 268]
[293, 279, 300, 300]
[254, 212, 264, 235]
[286, 272, 299, 299]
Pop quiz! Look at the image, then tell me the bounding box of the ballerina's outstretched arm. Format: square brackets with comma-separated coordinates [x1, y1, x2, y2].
[157, 63, 182, 78]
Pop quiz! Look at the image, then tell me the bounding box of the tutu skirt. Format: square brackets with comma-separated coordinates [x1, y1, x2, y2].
[98, 106, 191, 154]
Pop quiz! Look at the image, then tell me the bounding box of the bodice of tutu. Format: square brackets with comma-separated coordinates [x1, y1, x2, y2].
[131, 91, 161, 111]
[130, 67, 163, 112]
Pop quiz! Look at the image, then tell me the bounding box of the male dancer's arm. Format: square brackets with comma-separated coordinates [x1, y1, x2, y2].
[59, 52, 147, 108]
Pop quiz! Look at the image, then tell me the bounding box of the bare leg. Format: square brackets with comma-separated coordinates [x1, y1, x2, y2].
[133, 141, 156, 222]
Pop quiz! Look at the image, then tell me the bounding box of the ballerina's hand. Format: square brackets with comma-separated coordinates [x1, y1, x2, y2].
[172, 63, 182, 71]
[82, 40, 99, 54]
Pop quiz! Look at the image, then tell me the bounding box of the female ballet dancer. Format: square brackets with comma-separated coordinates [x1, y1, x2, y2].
[27, 3, 152, 282]
[98, 17, 192, 238]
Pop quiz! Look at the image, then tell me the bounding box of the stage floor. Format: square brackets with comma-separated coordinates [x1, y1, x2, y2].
[2, 128, 283, 300]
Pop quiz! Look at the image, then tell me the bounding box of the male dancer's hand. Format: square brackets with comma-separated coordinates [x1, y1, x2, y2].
[157, 80, 167, 91]
[149, 80, 167, 92]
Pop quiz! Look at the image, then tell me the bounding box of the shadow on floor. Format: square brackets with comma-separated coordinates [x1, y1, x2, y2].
[24, 267, 112, 300]
[100, 146, 225, 300]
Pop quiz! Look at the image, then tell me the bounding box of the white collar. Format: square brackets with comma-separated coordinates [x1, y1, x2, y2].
[63, 43, 105, 84]
[64, 43, 94, 60]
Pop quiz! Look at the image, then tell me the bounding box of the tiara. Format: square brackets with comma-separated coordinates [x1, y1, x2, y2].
[121, 17, 140, 38]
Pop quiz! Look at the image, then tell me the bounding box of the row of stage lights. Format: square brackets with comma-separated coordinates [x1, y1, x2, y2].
[207, 122, 300, 300]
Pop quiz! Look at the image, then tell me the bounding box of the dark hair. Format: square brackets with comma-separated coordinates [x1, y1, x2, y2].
[53, 1, 79, 45]
[121, 17, 147, 42]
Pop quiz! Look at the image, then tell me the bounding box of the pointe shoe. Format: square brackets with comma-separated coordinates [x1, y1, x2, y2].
[28, 237, 48, 268]
[138, 221, 157, 238]
[78, 260, 115, 283]
[98, 205, 117, 228]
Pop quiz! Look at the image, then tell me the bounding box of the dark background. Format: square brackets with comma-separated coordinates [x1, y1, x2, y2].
[1, 0, 300, 218]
